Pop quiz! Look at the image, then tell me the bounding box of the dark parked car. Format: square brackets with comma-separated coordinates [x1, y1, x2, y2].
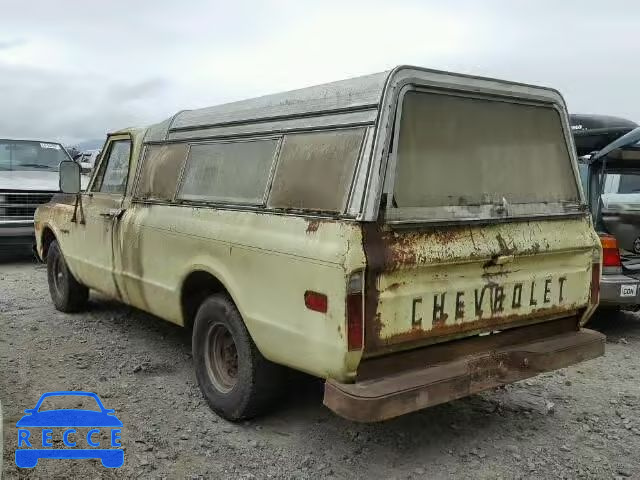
[572, 114, 640, 308]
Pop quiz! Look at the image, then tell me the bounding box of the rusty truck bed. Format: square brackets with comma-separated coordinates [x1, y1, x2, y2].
[323, 318, 604, 422]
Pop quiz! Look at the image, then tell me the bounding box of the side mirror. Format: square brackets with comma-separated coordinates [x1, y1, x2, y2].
[59, 160, 81, 194]
[23, 409, 34, 414]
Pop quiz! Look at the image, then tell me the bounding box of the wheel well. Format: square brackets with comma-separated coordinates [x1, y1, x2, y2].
[180, 271, 228, 329]
[41, 227, 56, 260]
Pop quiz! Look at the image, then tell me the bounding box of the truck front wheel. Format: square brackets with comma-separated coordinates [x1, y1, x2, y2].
[46, 240, 89, 312]
[192, 294, 284, 421]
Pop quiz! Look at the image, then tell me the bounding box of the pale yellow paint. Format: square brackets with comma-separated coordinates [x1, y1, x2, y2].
[372, 217, 600, 355]
[35, 127, 601, 384]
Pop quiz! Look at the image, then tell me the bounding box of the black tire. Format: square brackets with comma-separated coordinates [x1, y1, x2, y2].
[46, 240, 89, 312]
[192, 294, 284, 421]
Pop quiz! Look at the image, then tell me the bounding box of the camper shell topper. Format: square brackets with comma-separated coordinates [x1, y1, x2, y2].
[142, 66, 586, 224]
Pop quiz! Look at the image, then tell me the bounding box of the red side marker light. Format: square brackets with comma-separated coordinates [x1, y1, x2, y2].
[305, 291, 328, 313]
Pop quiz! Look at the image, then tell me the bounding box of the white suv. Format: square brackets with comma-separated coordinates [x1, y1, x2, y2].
[0, 139, 72, 249]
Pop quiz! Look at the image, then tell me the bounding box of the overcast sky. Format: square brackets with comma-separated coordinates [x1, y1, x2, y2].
[1, 1, 639, 145]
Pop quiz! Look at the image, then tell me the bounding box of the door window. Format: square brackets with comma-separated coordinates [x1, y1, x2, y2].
[93, 140, 131, 194]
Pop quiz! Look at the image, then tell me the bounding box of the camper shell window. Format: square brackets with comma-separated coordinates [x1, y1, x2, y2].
[177, 138, 279, 205]
[386, 90, 580, 223]
[268, 128, 365, 213]
[135, 143, 189, 202]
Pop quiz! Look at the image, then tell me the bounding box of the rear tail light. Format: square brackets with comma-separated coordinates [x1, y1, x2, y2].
[346, 271, 364, 351]
[590, 262, 600, 307]
[600, 235, 622, 268]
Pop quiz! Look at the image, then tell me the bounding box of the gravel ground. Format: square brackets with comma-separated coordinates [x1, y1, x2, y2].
[2, 252, 640, 479]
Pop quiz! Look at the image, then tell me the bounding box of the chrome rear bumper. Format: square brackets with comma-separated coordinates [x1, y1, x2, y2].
[600, 273, 640, 306]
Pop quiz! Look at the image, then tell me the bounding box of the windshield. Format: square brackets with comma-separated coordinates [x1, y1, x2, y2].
[0, 140, 71, 171]
[389, 91, 580, 221]
[616, 173, 640, 194]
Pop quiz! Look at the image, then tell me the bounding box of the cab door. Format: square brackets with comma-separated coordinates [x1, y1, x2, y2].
[68, 134, 132, 298]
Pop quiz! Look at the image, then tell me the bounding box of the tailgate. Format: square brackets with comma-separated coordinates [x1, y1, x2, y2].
[362, 217, 597, 356]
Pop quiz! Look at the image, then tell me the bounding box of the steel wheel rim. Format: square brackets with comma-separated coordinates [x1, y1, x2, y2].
[204, 323, 238, 393]
[52, 255, 65, 295]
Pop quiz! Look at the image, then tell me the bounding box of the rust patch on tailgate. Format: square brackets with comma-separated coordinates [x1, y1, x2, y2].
[361, 222, 476, 352]
[360, 220, 586, 354]
[356, 316, 579, 381]
[305, 217, 335, 234]
[362, 223, 476, 269]
[361, 223, 385, 353]
[305, 219, 321, 234]
[374, 305, 581, 353]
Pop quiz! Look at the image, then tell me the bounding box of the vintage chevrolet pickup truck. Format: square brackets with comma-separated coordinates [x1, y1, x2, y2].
[35, 66, 604, 422]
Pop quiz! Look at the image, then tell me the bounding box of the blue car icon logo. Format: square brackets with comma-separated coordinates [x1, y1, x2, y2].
[15, 391, 124, 468]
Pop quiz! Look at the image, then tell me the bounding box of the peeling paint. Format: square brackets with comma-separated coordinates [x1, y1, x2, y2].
[306, 220, 321, 234]
[362, 217, 597, 356]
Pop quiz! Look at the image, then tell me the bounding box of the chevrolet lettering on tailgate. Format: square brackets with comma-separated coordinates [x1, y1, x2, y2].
[411, 276, 569, 327]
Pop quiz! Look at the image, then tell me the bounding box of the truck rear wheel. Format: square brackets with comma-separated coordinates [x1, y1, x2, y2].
[192, 294, 284, 421]
[46, 240, 89, 312]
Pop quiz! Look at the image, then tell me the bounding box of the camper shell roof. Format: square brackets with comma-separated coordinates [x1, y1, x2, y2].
[142, 65, 574, 221]
[144, 66, 568, 143]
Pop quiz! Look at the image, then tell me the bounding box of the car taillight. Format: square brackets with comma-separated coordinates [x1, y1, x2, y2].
[590, 262, 600, 307]
[600, 235, 622, 268]
[346, 272, 364, 351]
